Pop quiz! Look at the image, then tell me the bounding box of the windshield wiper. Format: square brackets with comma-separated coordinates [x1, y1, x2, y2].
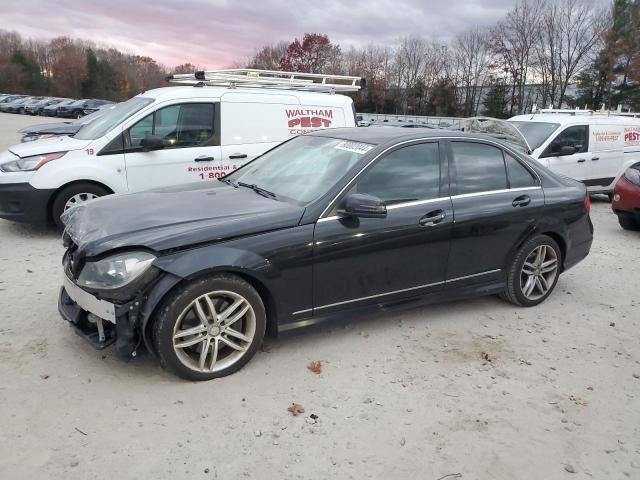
[218, 177, 238, 187]
[237, 181, 277, 199]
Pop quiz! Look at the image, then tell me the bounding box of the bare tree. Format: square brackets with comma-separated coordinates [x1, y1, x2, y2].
[454, 27, 492, 116]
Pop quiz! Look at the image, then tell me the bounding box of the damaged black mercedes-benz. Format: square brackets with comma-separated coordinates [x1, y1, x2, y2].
[58, 128, 593, 381]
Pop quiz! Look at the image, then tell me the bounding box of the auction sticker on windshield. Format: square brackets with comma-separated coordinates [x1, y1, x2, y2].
[334, 140, 374, 155]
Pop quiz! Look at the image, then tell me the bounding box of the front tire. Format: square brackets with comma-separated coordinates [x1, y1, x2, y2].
[501, 235, 562, 307]
[51, 183, 110, 230]
[153, 274, 266, 381]
[618, 216, 640, 231]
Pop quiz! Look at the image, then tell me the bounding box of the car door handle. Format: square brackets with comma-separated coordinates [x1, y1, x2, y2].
[419, 209, 446, 226]
[592, 156, 600, 161]
[229, 153, 248, 159]
[512, 195, 531, 207]
[577, 158, 586, 163]
[194, 156, 214, 162]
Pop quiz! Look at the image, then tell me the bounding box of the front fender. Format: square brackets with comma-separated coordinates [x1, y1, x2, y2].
[153, 245, 279, 281]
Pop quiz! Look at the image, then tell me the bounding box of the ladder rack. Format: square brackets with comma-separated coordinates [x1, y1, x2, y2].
[166, 68, 362, 93]
[531, 105, 640, 117]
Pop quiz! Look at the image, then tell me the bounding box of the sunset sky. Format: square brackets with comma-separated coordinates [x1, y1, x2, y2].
[3, 0, 608, 68]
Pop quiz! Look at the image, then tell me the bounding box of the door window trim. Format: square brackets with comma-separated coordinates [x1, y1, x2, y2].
[318, 136, 542, 220]
[123, 101, 219, 153]
[539, 124, 589, 159]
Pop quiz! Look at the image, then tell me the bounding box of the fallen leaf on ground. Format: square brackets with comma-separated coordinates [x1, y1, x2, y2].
[39, 374, 49, 380]
[480, 352, 492, 362]
[287, 403, 305, 416]
[568, 395, 588, 406]
[307, 360, 322, 374]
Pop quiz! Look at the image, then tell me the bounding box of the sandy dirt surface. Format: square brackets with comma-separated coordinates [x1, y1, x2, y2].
[0, 112, 639, 480]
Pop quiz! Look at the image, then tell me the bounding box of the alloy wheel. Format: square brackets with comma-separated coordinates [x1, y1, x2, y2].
[63, 193, 99, 211]
[520, 245, 559, 301]
[172, 290, 256, 374]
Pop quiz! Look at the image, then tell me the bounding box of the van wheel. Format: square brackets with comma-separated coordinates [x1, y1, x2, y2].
[618, 216, 640, 231]
[500, 235, 562, 307]
[51, 183, 110, 230]
[153, 274, 266, 381]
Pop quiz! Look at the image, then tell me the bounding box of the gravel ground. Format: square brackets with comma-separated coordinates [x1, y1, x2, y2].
[0, 112, 639, 480]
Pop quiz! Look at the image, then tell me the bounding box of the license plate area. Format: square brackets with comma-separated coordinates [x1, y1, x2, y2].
[63, 274, 116, 323]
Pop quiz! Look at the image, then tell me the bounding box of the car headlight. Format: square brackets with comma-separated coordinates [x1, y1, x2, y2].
[624, 165, 640, 186]
[0, 151, 66, 172]
[77, 252, 156, 290]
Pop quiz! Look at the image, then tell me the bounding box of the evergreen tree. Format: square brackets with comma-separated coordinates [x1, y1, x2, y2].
[10, 50, 45, 93]
[481, 82, 509, 118]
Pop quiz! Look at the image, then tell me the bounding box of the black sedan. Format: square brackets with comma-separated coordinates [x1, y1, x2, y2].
[42, 99, 74, 116]
[58, 128, 593, 380]
[57, 99, 112, 118]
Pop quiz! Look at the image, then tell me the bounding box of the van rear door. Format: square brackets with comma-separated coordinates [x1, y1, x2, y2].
[588, 124, 625, 191]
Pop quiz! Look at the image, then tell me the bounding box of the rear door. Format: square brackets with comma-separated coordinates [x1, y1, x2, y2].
[312, 141, 453, 314]
[538, 125, 592, 182]
[123, 101, 222, 191]
[446, 140, 544, 287]
[588, 123, 625, 191]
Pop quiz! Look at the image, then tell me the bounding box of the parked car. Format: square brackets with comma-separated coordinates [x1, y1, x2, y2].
[57, 99, 112, 119]
[0, 96, 35, 114]
[0, 82, 356, 228]
[0, 94, 26, 106]
[82, 99, 114, 116]
[15, 97, 45, 114]
[24, 97, 69, 116]
[611, 161, 640, 230]
[19, 107, 111, 142]
[503, 111, 640, 198]
[57, 127, 593, 380]
[42, 99, 74, 116]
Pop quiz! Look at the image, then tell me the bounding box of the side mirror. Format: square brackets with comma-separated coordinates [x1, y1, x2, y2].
[337, 193, 387, 219]
[141, 134, 164, 151]
[558, 145, 577, 156]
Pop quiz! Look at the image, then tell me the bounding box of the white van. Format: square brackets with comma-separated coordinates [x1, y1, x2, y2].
[0, 69, 360, 228]
[507, 110, 640, 196]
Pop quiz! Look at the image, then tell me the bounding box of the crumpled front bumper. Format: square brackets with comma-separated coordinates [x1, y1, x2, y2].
[58, 284, 139, 360]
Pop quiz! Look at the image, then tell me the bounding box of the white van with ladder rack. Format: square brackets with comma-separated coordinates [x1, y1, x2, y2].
[0, 69, 361, 228]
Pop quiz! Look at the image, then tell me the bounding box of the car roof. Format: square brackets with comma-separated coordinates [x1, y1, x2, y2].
[309, 126, 493, 146]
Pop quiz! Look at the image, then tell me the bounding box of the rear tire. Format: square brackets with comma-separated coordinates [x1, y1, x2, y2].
[153, 274, 266, 381]
[500, 235, 562, 307]
[618, 216, 640, 231]
[51, 183, 110, 230]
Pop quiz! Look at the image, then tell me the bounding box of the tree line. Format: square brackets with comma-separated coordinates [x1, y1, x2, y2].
[1, 0, 638, 117]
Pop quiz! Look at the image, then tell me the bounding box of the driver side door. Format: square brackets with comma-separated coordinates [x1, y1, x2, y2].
[539, 125, 591, 181]
[312, 141, 453, 315]
[124, 102, 221, 192]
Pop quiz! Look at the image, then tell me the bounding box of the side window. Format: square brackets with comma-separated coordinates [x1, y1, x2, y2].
[126, 103, 214, 150]
[505, 153, 537, 188]
[354, 142, 440, 205]
[129, 113, 153, 148]
[544, 125, 588, 156]
[451, 142, 508, 195]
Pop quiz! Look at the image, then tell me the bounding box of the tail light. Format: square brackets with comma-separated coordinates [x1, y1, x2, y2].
[584, 195, 591, 213]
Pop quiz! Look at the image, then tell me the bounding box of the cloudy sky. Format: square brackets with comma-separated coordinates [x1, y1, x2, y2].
[2, 0, 589, 68]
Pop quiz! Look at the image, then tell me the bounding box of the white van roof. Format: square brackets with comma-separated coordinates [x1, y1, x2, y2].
[509, 113, 640, 126]
[139, 85, 354, 108]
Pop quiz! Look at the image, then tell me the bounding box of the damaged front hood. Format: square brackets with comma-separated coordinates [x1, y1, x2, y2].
[462, 117, 532, 152]
[62, 182, 305, 257]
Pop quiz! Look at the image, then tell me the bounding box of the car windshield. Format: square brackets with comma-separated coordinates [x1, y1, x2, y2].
[224, 135, 373, 205]
[74, 97, 154, 140]
[509, 121, 560, 150]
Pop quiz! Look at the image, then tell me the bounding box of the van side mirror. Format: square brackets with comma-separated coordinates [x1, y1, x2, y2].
[558, 145, 577, 156]
[337, 193, 387, 219]
[141, 135, 165, 151]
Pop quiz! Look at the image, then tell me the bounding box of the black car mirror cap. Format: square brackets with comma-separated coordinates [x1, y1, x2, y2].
[141, 134, 165, 152]
[337, 193, 387, 219]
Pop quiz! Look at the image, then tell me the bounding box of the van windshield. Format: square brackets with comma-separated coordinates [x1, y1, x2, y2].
[509, 121, 560, 150]
[74, 97, 154, 140]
